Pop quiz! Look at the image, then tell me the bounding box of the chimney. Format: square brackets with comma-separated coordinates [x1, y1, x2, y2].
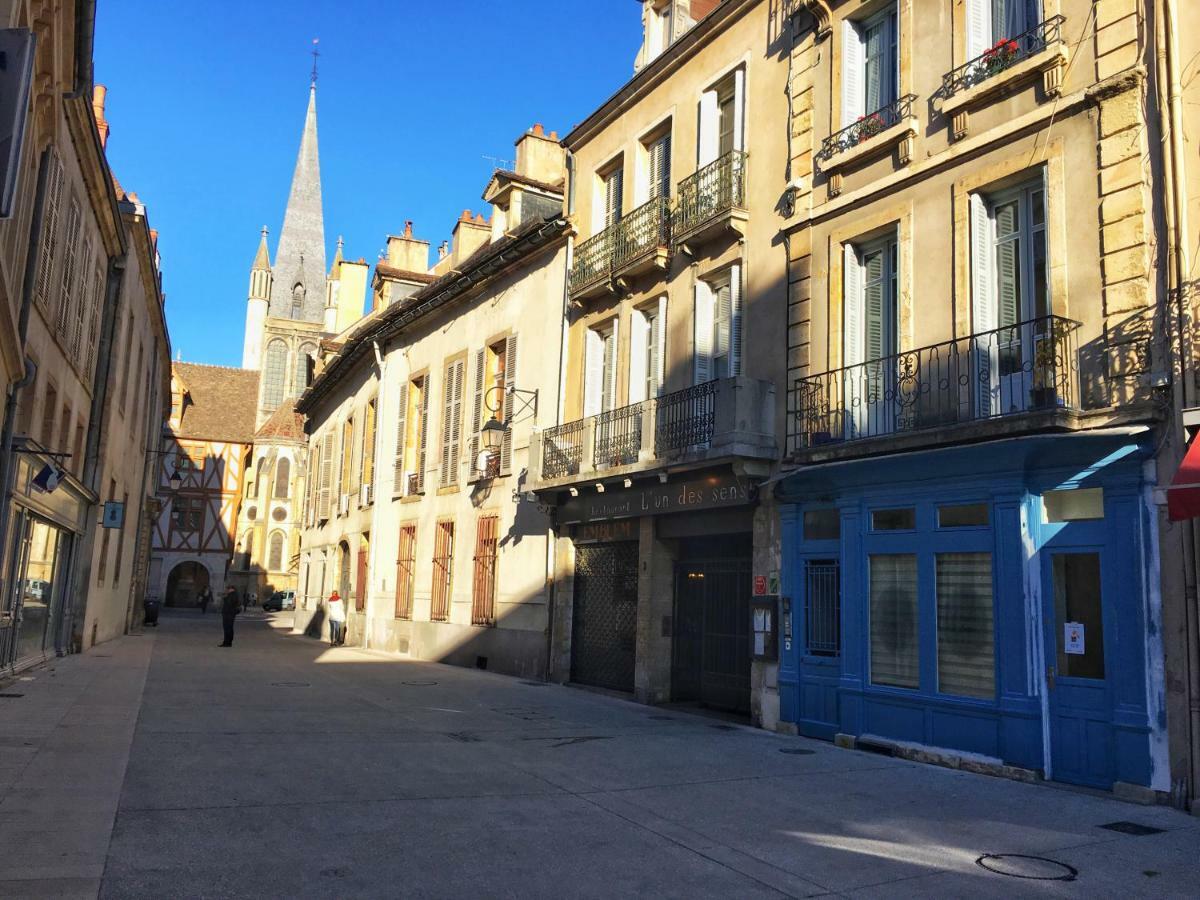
[451, 210, 490, 265]
[514, 123, 565, 186]
[92, 84, 110, 149]
[437, 241, 448, 261]
[385, 220, 430, 273]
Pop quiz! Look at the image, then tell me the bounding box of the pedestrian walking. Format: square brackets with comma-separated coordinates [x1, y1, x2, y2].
[327, 590, 346, 646]
[219, 585, 241, 647]
[198, 585, 212, 615]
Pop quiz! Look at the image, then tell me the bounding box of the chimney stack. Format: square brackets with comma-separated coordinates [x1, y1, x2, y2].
[385, 220, 430, 273]
[451, 210, 490, 265]
[92, 84, 110, 149]
[514, 122, 566, 186]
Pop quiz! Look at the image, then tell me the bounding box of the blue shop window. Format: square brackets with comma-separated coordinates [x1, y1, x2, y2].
[936, 502, 989, 529]
[804, 558, 840, 657]
[871, 507, 916, 531]
[869, 554, 919, 688]
[935, 552, 996, 699]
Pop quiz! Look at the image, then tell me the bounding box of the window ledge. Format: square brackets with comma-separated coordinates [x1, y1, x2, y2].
[399, 493, 424, 504]
[817, 117, 918, 179]
[935, 42, 1069, 140]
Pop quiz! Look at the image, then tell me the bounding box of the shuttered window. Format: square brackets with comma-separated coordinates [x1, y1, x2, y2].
[647, 133, 671, 200]
[967, 0, 1042, 57]
[355, 536, 369, 612]
[584, 322, 617, 416]
[471, 515, 499, 626]
[705, 266, 742, 381]
[499, 335, 518, 474]
[339, 417, 354, 505]
[869, 554, 919, 689]
[395, 524, 417, 619]
[361, 397, 377, 500]
[936, 553, 995, 699]
[439, 359, 465, 487]
[85, 266, 104, 379]
[318, 432, 334, 520]
[430, 519, 454, 621]
[72, 237, 91, 357]
[842, 7, 898, 126]
[602, 167, 623, 227]
[34, 153, 63, 309]
[57, 197, 81, 337]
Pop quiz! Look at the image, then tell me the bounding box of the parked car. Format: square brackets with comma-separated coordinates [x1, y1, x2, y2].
[263, 590, 295, 611]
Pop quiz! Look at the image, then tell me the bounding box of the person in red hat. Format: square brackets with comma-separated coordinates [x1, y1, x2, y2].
[326, 589, 346, 646]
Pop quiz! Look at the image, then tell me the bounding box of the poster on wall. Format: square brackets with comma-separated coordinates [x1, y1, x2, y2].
[1064, 622, 1085, 655]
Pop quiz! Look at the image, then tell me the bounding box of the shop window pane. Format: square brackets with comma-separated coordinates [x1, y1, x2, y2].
[869, 554, 919, 689]
[1044, 488, 1103, 522]
[804, 559, 840, 657]
[937, 503, 989, 528]
[803, 509, 840, 541]
[1053, 552, 1105, 679]
[936, 553, 995, 699]
[871, 507, 915, 531]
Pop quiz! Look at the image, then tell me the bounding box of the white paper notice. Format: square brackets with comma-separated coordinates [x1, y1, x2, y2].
[1064, 622, 1085, 655]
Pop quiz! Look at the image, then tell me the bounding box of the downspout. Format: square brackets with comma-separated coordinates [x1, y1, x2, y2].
[363, 339, 387, 650]
[67, 0, 96, 101]
[0, 147, 52, 646]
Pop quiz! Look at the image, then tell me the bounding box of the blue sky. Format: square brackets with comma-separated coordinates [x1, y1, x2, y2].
[93, 1, 642, 368]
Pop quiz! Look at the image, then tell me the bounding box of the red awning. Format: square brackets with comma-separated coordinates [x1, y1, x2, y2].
[1169, 434, 1200, 521]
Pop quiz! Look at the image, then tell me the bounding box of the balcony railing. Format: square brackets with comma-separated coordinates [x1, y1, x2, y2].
[673, 150, 747, 239]
[612, 196, 671, 271]
[531, 377, 775, 488]
[790, 315, 1081, 451]
[817, 95, 916, 161]
[939, 16, 1065, 98]
[569, 225, 615, 296]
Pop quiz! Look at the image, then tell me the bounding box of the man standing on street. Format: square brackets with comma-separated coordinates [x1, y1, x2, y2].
[219, 585, 241, 647]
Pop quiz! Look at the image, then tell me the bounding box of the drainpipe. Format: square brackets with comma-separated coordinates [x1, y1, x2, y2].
[363, 340, 387, 650]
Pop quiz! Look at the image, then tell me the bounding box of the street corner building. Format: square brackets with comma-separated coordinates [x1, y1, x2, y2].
[0, 3, 171, 670]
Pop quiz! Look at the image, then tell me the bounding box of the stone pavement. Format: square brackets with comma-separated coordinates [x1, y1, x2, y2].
[0, 609, 1197, 899]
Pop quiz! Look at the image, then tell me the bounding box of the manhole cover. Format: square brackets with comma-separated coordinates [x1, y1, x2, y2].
[402, 680, 438, 686]
[779, 747, 815, 755]
[270, 681, 310, 687]
[976, 854, 1077, 881]
[1099, 821, 1165, 836]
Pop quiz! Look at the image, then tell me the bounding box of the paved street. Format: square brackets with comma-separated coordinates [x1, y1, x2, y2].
[0, 611, 1196, 899]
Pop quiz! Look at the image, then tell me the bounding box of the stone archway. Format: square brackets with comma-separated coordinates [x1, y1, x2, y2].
[166, 561, 210, 608]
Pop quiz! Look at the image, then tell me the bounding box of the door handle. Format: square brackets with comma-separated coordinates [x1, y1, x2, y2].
[1046, 666, 1055, 690]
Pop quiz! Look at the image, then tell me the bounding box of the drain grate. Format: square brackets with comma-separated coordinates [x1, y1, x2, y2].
[976, 854, 1077, 881]
[779, 747, 816, 755]
[0, 693, 24, 698]
[1099, 821, 1165, 836]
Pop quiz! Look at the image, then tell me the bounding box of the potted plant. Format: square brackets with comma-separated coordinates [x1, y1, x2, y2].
[855, 112, 886, 144]
[981, 37, 1020, 78]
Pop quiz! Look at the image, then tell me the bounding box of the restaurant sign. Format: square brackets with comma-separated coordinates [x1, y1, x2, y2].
[559, 473, 757, 525]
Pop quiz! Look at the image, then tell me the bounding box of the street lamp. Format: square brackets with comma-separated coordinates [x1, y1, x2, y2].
[481, 417, 506, 451]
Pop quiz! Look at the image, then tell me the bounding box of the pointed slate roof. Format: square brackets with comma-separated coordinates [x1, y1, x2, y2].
[269, 85, 326, 323]
[252, 226, 271, 271]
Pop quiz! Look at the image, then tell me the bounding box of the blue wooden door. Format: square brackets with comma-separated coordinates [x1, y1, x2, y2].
[1041, 548, 1115, 788]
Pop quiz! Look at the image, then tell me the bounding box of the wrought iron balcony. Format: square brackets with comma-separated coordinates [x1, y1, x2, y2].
[817, 95, 916, 161]
[612, 196, 671, 275]
[939, 16, 1066, 98]
[673, 150, 747, 245]
[531, 376, 774, 489]
[568, 225, 615, 298]
[789, 315, 1081, 452]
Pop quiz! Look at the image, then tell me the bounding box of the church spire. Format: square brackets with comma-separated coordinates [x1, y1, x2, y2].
[268, 82, 326, 323]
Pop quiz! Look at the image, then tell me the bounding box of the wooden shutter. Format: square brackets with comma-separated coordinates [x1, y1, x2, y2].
[318, 432, 334, 520]
[72, 237, 91, 355]
[698, 89, 719, 165]
[417, 376, 430, 491]
[729, 265, 743, 377]
[841, 18, 865, 128]
[603, 319, 618, 412]
[440, 367, 453, 484]
[694, 281, 714, 384]
[628, 310, 649, 404]
[732, 68, 746, 151]
[966, 0, 991, 59]
[649, 134, 671, 200]
[500, 334, 517, 473]
[714, 281, 731, 376]
[57, 198, 80, 334]
[363, 399, 377, 493]
[392, 381, 408, 497]
[442, 359, 464, 486]
[653, 295, 667, 395]
[35, 154, 63, 308]
[970, 193, 997, 332]
[584, 328, 604, 417]
[993, 201, 1020, 328]
[605, 169, 623, 226]
[469, 348, 485, 478]
[843, 244, 865, 367]
[863, 250, 885, 362]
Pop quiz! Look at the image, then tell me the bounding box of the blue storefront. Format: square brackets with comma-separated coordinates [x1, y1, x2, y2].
[777, 427, 1168, 792]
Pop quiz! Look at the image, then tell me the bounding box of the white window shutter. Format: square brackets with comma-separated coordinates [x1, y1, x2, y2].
[605, 317, 619, 411]
[417, 378, 429, 485]
[628, 310, 649, 404]
[843, 244, 865, 368]
[698, 90, 719, 165]
[469, 348, 485, 477]
[732, 68, 746, 151]
[863, 251, 886, 362]
[605, 169, 623, 226]
[584, 329, 603, 417]
[729, 264, 743, 377]
[694, 281, 714, 384]
[970, 193, 997, 332]
[500, 334, 517, 473]
[654, 295, 667, 395]
[393, 381, 408, 496]
[966, 0, 990, 58]
[841, 19, 865, 128]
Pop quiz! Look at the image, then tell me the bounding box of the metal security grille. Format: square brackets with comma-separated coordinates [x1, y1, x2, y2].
[471, 516, 499, 626]
[395, 524, 416, 619]
[571, 542, 639, 692]
[805, 559, 840, 657]
[430, 520, 454, 622]
[672, 558, 752, 714]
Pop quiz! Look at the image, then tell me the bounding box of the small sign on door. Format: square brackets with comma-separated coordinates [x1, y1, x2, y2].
[753, 575, 767, 596]
[1064, 622, 1085, 655]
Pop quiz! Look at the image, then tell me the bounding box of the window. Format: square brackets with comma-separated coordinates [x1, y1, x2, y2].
[361, 397, 377, 497]
[171, 496, 203, 533]
[872, 507, 915, 531]
[439, 359, 465, 488]
[339, 417, 354, 503]
[629, 300, 666, 403]
[1044, 488, 1103, 522]
[584, 321, 618, 416]
[57, 198, 80, 339]
[694, 266, 742, 384]
[644, 131, 671, 202]
[291, 283, 304, 319]
[85, 266, 104, 378]
[805, 559, 841, 657]
[967, 0, 1042, 58]
[177, 448, 202, 476]
[268, 531, 284, 572]
[262, 340, 287, 411]
[33, 152, 63, 309]
[430, 520, 455, 621]
[844, 235, 898, 437]
[355, 534, 369, 612]
[271, 506, 286, 522]
[394, 374, 429, 496]
[470, 337, 516, 478]
[41, 383, 57, 447]
[599, 163, 623, 230]
[294, 343, 316, 396]
[395, 523, 417, 619]
[471, 515, 499, 626]
[842, 6, 898, 127]
[869, 554, 919, 688]
[936, 553, 995, 698]
[803, 509, 841, 541]
[274, 457, 290, 499]
[699, 71, 744, 165]
[120, 311, 135, 412]
[938, 503, 990, 528]
[1052, 552, 1105, 679]
[72, 238, 92, 358]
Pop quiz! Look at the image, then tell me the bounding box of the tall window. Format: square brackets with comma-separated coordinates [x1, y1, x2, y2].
[936, 553, 995, 699]
[967, 0, 1042, 57]
[869, 554, 919, 689]
[430, 520, 455, 622]
[439, 359, 465, 488]
[339, 417, 354, 504]
[355, 534, 369, 612]
[262, 340, 287, 410]
[599, 164, 623, 230]
[584, 320, 618, 416]
[34, 153, 63, 310]
[973, 180, 1048, 331]
[645, 131, 671, 201]
[471, 515, 499, 626]
[361, 397, 377, 498]
[294, 343, 316, 396]
[57, 198, 80, 340]
[805, 559, 841, 657]
[469, 337, 518, 477]
[274, 457, 290, 499]
[395, 523, 417, 619]
[693, 266, 742, 384]
[268, 531, 284, 572]
[394, 374, 429, 496]
[699, 70, 744, 165]
[629, 299, 666, 403]
[842, 6, 898, 126]
[844, 235, 899, 437]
